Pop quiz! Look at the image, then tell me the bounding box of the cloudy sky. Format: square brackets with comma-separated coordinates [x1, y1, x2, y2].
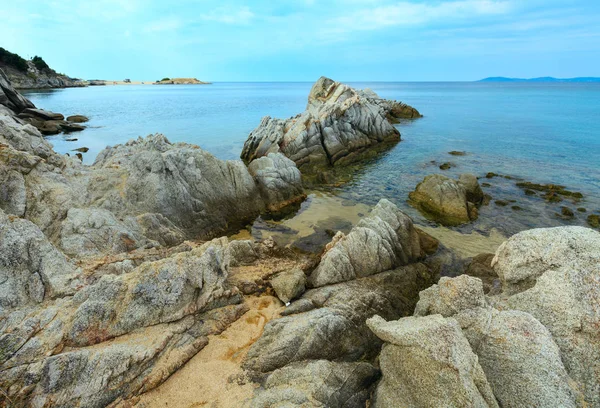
[2, 0, 599, 81]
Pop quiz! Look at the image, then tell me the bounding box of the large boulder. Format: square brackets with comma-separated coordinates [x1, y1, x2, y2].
[0, 68, 35, 113]
[309, 199, 423, 287]
[88, 135, 305, 240]
[492, 226, 600, 406]
[367, 314, 499, 408]
[241, 76, 420, 176]
[409, 173, 482, 226]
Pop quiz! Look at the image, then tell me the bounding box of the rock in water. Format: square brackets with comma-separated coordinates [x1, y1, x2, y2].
[241, 76, 420, 177]
[409, 173, 483, 226]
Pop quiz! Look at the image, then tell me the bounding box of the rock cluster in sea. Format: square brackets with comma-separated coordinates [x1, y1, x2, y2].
[1, 72, 599, 408]
[241, 76, 421, 180]
[1, 68, 88, 136]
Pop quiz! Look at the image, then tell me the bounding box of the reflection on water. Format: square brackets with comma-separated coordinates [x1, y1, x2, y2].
[23, 82, 600, 250]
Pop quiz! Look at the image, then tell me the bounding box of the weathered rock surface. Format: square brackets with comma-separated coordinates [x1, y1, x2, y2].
[309, 199, 423, 287]
[409, 173, 483, 225]
[374, 226, 599, 408]
[246, 360, 379, 408]
[241, 76, 420, 176]
[367, 314, 499, 408]
[2, 60, 85, 90]
[270, 268, 306, 303]
[0, 68, 35, 112]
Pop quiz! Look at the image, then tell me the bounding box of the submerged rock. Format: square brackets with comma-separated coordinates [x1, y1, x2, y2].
[241, 76, 420, 178]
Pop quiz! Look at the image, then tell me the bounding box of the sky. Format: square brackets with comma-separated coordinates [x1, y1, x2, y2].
[2, 0, 599, 81]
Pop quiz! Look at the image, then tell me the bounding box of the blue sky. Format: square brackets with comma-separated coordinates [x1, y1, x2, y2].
[2, 0, 599, 81]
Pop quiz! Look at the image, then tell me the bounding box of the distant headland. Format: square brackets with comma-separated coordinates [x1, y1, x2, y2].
[479, 76, 600, 83]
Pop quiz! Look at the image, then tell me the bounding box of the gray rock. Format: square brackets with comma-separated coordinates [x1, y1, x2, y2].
[271, 269, 306, 303]
[241, 77, 420, 175]
[414, 275, 486, 317]
[66, 115, 89, 123]
[492, 227, 600, 406]
[244, 263, 434, 373]
[246, 360, 379, 408]
[0, 168, 26, 216]
[21, 108, 65, 121]
[0, 209, 81, 313]
[367, 314, 499, 408]
[309, 199, 422, 287]
[0, 68, 35, 113]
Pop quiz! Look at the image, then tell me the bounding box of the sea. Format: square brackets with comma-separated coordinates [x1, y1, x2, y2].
[22, 82, 600, 245]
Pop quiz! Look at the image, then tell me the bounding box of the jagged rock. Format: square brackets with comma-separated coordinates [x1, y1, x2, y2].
[244, 263, 433, 373]
[20, 108, 65, 121]
[133, 212, 186, 247]
[492, 226, 600, 406]
[241, 76, 420, 176]
[0, 209, 81, 313]
[0, 167, 26, 216]
[309, 199, 422, 287]
[367, 314, 499, 408]
[0, 68, 35, 113]
[88, 135, 304, 239]
[247, 153, 305, 213]
[409, 173, 483, 226]
[271, 268, 306, 303]
[246, 360, 379, 408]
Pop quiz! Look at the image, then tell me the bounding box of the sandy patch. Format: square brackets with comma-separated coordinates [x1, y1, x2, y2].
[133, 296, 282, 408]
[419, 225, 507, 258]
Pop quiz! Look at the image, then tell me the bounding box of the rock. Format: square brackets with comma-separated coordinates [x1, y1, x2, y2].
[66, 115, 89, 123]
[72, 147, 89, 153]
[241, 76, 420, 176]
[439, 162, 455, 170]
[0, 68, 35, 113]
[247, 153, 306, 213]
[271, 269, 306, 303]
[21, 108, 64, 121]
[448, 151, 467, 156]
[244, 263, 433, 373]
[588, 214, 599, 228]
[246, 360, 379, 408]
[415, 228, 439, 255]
[59, 208, 151, 258]
[0, 209, 81, 313]
[309, 199, 422, 287]
[367, 315, 499, 408]
[414, 275, 486, 317]
[463, 253, 499, 294]
[133, 212, 186, 247]
[409, 173, 482, 226]
[492, 227, 600, 406]
[0, 167, 26, 216]
[88, 134, 304, 239]
[60, 122, 85, 132]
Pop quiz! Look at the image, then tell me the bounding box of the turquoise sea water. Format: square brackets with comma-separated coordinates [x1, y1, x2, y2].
[23, 82, 600, 235]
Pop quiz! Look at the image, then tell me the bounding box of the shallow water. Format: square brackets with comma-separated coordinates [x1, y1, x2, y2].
[23, 82, 600, 242]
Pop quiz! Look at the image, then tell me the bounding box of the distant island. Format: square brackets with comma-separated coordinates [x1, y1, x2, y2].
[154, 77, 211, 85]
[479, 76, 600, 83]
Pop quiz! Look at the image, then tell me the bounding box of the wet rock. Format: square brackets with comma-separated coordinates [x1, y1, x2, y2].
[271, 268, 306, 303]
[588, 214, 599, 228]
[494, 200, 508, 206]
[309, 199, 422, 287]
[448, 151, 467, 156]
[21, 108, 64, 121]
[511, 205, 523, 211]
[60, 122, 85, 132]
[241, 76, 420, 176]
[367, 315, 498, 408]
[409, 174, 483, 226]
[66, 115, 89, 123]
[560, 206, 575, 218]
[485, 172, 498, 178]
[439, 162, 455, 170]
[415, 228, 439, 255]
[516, 181, 583, 200]
[577, 207, 586, 212]
[72, 147, 89, 153]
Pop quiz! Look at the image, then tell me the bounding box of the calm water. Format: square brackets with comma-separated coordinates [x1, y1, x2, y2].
[23, 82, 600, 235]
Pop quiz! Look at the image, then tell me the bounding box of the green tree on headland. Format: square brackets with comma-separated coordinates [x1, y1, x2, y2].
[0, 47, 28, 72]
[32, 55, 50, 72]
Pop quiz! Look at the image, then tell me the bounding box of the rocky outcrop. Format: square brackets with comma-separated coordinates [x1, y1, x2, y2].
[370, 226, 599, 407]
[241, 76, 421, 178]
[2, 60, 85, 89]
[309, 199, 423, 287]
[409, 173, 483, 226]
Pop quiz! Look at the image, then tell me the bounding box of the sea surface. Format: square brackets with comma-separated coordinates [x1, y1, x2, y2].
[23, 82, 600, 240]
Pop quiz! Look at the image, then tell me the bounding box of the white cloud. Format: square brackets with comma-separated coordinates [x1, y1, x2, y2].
[325, 0, 513, 33]
[199, 6, 254, 25]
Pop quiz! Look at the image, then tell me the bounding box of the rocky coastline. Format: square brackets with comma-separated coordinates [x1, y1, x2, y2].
[1, 73, 599, 408]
